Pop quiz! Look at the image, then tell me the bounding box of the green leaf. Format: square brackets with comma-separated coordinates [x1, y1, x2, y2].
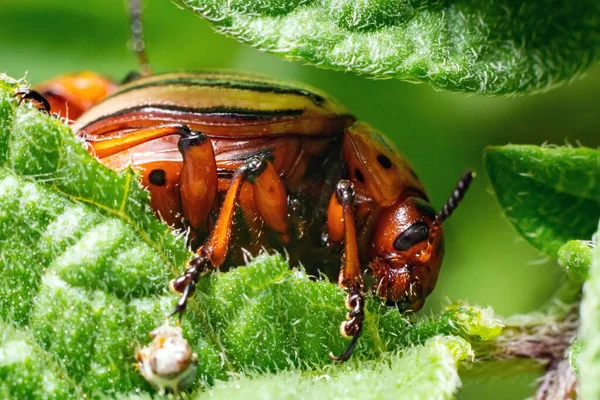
[0, 74, 191, 397]
[186, 255, 502, 371]
[580, 221, 600, 399]
[0, 74, 501, 397]
[485, 145, 600, 257]
[177, 0, 600, 95]
[195, 336, 473, 400]
[558, 240, 594, 282]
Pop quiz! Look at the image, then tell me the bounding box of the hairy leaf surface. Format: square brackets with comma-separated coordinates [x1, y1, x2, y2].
[485, 145, 600, 256]
[196, 336, 472, 400]
[179, 0, 600, 95]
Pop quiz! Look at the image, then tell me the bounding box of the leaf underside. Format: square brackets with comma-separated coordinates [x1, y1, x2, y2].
[179, 0, 600, 95]
[0, 75, 500, 398]
[485, 145, 600, 257]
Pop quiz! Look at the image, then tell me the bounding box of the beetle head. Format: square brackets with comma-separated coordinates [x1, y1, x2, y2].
[369, 195, 443, 312]
[369, 171, 474, 312]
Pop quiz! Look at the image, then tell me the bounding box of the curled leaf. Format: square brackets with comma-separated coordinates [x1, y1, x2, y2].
[485, 145, 600, 257]
[179, 0, 600, 94]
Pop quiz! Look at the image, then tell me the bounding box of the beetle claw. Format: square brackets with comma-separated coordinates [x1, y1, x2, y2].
[167, 308, 183, 323]
[330, 333, 360, 363]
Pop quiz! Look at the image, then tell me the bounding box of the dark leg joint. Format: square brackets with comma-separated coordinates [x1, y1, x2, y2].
[244, 156, 268, 182]
[177, 127, 207, 153]
[14, 89, 51, 113]
[169, 255, 209, 321]
[335, 180, 355, 205]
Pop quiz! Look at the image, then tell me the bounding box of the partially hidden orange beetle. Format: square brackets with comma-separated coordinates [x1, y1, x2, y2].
[21, 0, 474, 363]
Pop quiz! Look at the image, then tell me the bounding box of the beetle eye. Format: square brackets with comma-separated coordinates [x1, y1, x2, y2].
[393, 222, 430, 251]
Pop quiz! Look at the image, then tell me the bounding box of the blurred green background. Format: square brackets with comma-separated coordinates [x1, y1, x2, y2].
[2, 0, 598, 398]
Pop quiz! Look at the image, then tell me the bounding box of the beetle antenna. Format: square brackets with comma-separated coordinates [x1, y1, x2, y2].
[436, 170, 475, 225]
[416, 170, 474, 265]
[129, 0, 152, 76]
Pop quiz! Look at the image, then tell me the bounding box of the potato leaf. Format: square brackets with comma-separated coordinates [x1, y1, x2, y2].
[0, 75, 500, 398]
[178, 0, 600, 95]
[485, 145, 600, 257]
[195, 336, 473, 400]
[0, 74, 191, 397]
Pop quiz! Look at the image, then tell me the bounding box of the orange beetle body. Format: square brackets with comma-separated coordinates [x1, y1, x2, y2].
[32, 70, 471, 361]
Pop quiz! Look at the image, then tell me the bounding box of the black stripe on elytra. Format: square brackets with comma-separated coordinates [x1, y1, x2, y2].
[114, 77, 327, 106]
[81, 105, 305, 130]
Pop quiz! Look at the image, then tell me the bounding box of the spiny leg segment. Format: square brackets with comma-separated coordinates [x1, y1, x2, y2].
[328, 180, 365, 362]
[169, 156, 289, 319]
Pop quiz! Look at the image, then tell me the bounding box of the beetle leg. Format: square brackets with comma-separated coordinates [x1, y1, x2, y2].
[328, 180, 365, 362]
[238, 183, 264, 238]
[326, 188, 345, 244]
[13, 89, 51, 113]
[84, 124, 193, 159]
[178, 132, 218, 232]
[250, 159, 290, 242]
[170, 156, 268, 319]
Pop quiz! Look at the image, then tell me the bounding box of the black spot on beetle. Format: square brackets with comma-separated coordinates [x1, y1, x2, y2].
[377, 154, 393, 169]
[354, 168, 365, 183]
[149, 169, 167, 186]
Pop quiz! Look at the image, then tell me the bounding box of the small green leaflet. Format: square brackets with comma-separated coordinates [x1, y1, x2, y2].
[485, 145, 600, 257]
[178, 0, 600, 95]
[558, 240, 594, 282]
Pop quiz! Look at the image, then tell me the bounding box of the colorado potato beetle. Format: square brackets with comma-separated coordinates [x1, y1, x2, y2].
[23, 0, 474, 364]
